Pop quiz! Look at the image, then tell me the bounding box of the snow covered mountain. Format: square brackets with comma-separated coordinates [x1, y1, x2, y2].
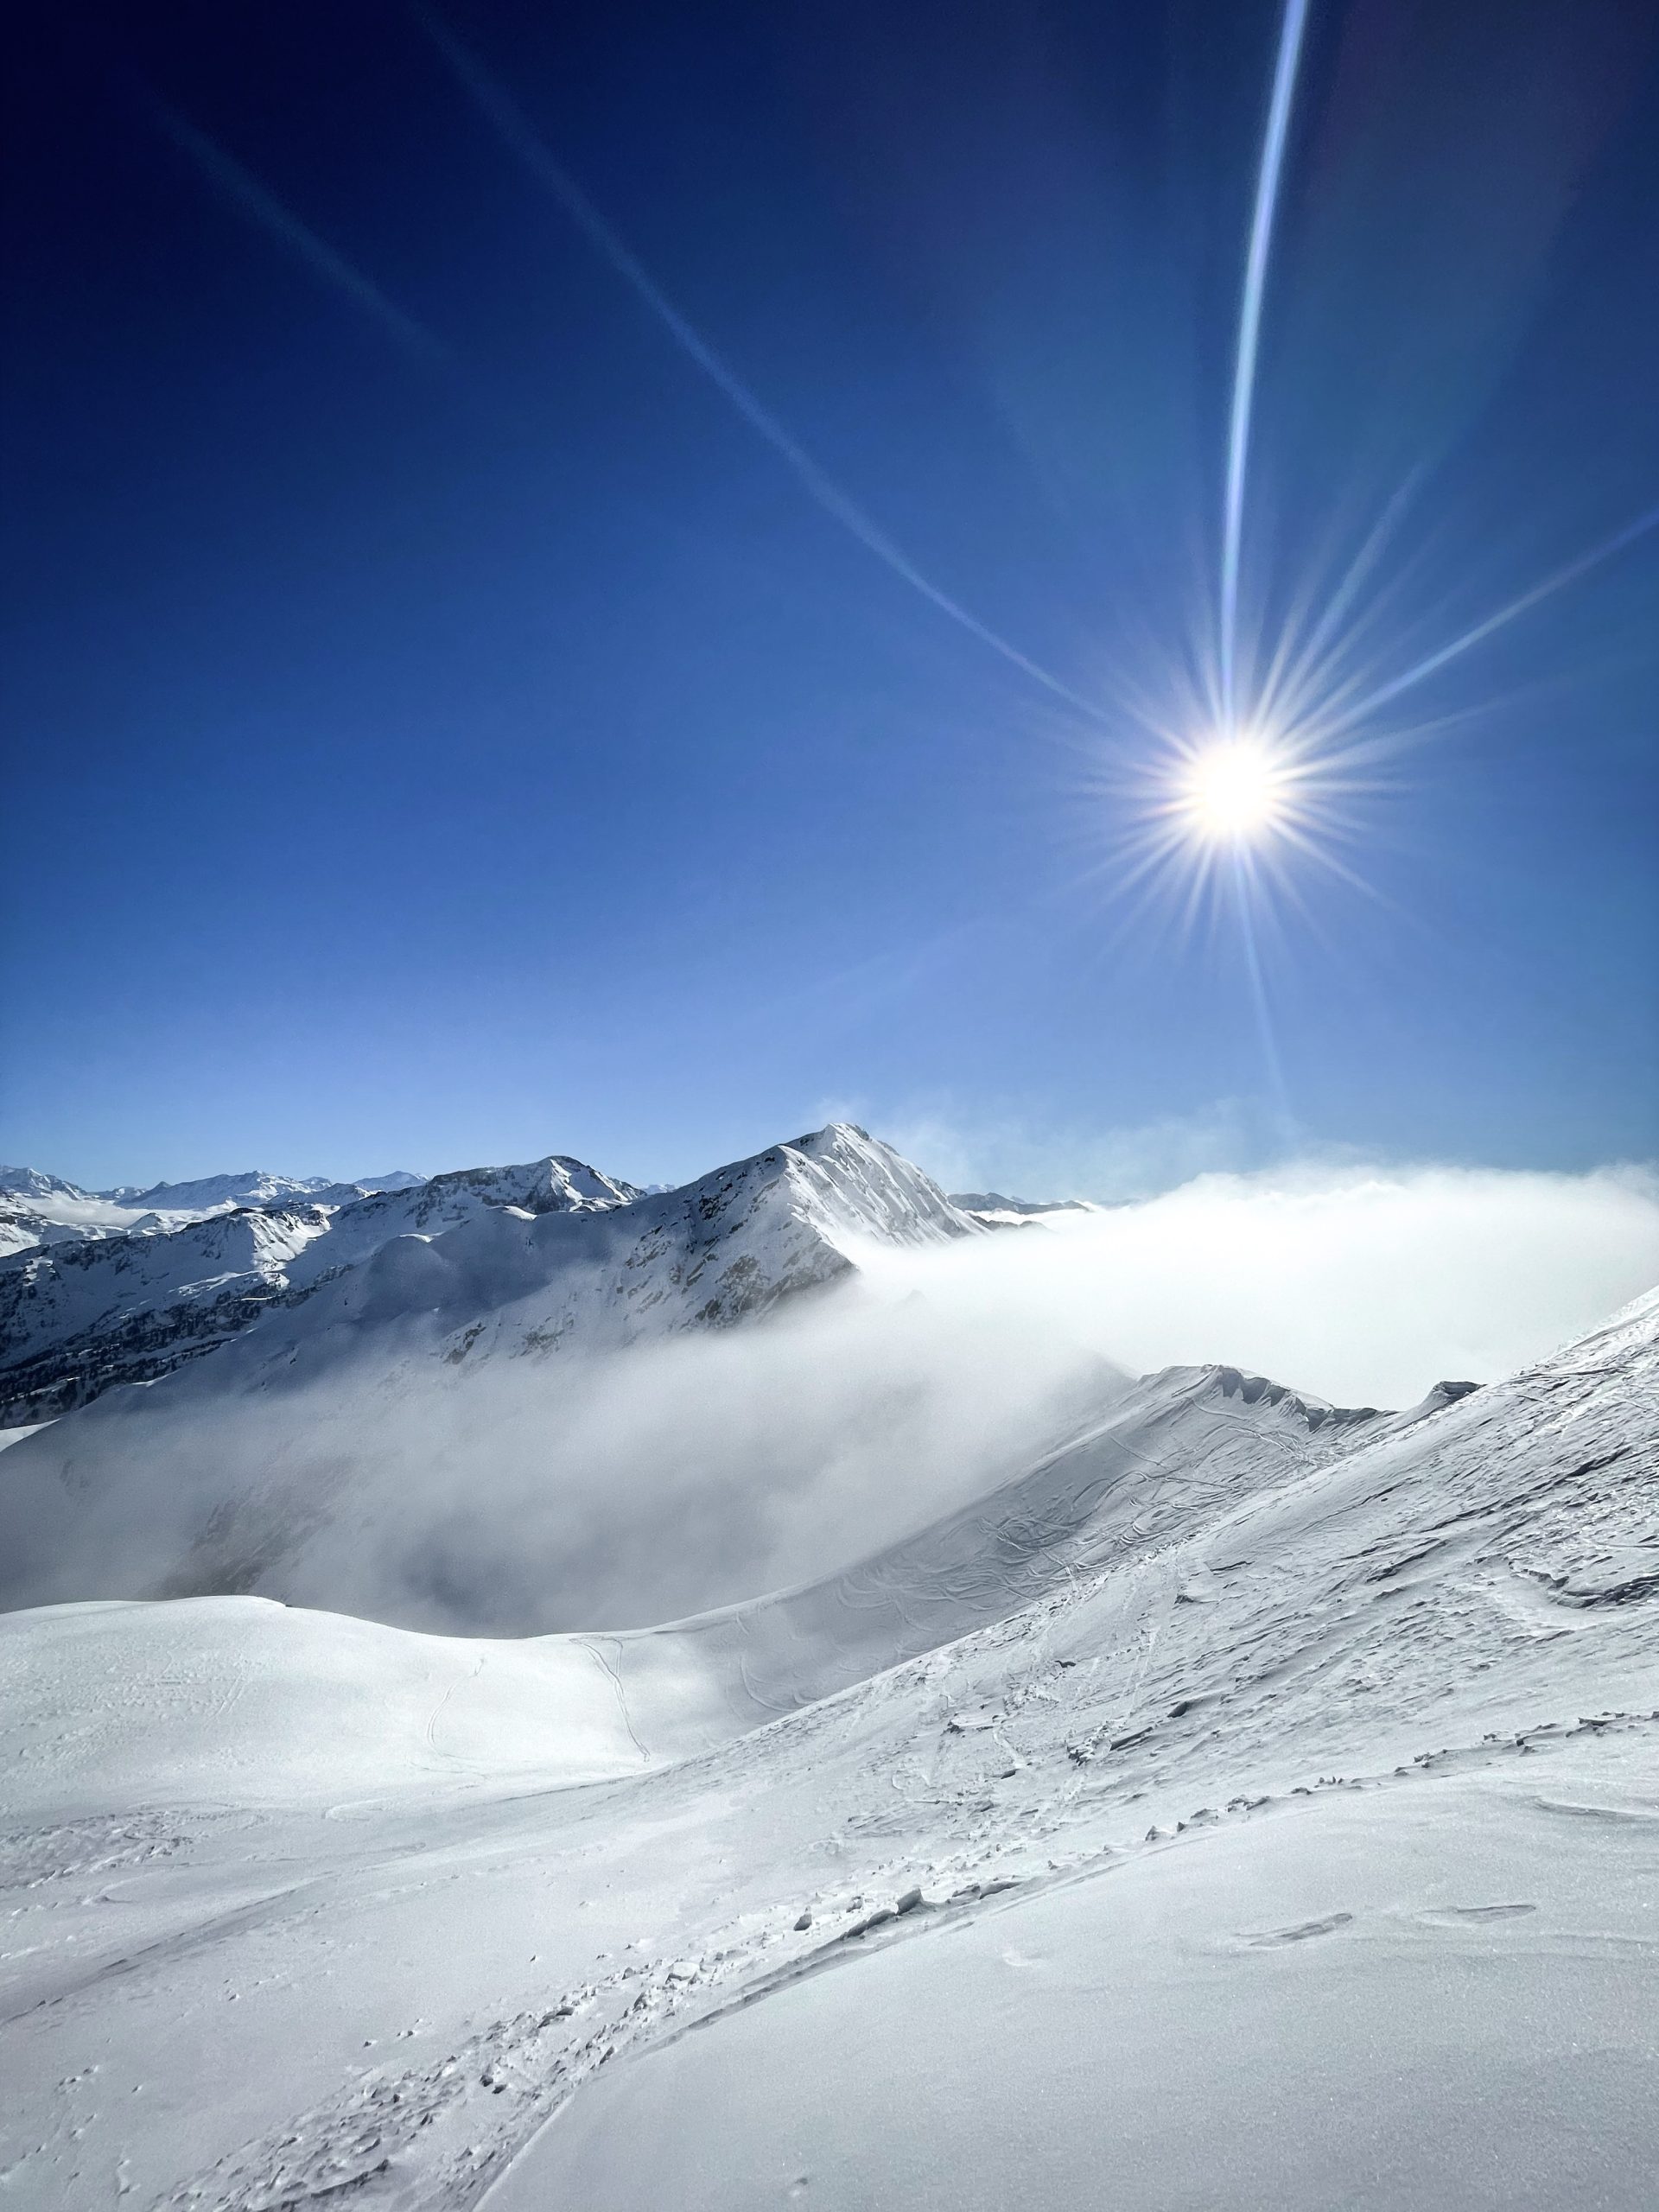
[0, 1151, 643, 1425]
[0, 1166, 86, 1202]
[0, 1203, 334, 1425]
[0, 1169, 160, 1258]
[0, 1200, 93, 1259]
[0, 1126, 986, 1608]
[315, 1153, 641, 1244]
[0, 1163, 430, 1260]
[97, 1168, 341, 1211]
[0, 1168, 315, 1261]
[0, 1278, 1652, 2209]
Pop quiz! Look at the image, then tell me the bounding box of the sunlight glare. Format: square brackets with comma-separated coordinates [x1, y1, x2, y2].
[1178, 735, 1291, 844]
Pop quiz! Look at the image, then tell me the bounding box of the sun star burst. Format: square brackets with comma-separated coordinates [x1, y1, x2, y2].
[1176, 734, 1293, 845]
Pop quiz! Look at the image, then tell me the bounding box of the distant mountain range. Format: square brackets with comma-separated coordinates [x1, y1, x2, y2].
[947, 1190, 1096, 1220]
[0, 1138, 1096, 1428]
[0, 1164, 427, 1262]
[0, 1153, 643, 1426]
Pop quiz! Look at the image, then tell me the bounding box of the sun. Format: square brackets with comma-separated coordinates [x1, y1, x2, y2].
[1086, 700, 1367, 949]
[1176, 734, 1292, 844]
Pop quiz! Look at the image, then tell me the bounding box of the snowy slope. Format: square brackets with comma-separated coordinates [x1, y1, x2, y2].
[0, 1599, 645, 1813]
[0, 1360, 1373, 1811]
[0, 1127, 985, 1611]
[0, 1291, 1652, 2208]
[0, 1154, 641, 1425]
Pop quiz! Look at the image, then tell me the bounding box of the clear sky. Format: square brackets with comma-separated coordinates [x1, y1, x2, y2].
[3, 0, 1656, 1197]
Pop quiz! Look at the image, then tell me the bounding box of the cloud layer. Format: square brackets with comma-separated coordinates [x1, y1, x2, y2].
[1, 1153, 1650, 1637]
[861, 1159, 1659, 1408]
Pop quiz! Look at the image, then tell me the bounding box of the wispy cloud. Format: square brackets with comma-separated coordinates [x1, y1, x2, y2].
[415, 5, 1097, 719]
[149, 96, 449, 366]
[832, 1096, 1281, 1202]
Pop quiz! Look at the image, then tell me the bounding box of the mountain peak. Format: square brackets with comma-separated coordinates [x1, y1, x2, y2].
[0, 1166, 92, 1203]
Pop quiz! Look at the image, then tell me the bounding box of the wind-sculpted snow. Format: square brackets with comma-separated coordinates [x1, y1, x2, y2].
[0, 1290, 1653, 2207]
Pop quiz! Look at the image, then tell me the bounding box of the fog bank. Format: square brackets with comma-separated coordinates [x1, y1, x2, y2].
[865, 1159, 1659, 1408]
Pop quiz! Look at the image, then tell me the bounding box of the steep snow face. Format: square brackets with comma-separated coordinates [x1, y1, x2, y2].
[780, 1124, 985, 1249]
[0, 1294, 1652, 2210]
[0, 1154, 642, 1424]
[0, 1128, 987, 1614]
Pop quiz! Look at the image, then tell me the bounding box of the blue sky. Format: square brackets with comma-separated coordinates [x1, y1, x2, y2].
[3, 0, 1656, 1196]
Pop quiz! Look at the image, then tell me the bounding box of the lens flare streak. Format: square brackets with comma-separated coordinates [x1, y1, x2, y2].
[1219, 0, 1313, 726]
[418, 3, 1103, 723]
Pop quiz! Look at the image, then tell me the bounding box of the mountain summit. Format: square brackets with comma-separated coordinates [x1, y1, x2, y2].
[0, 1125, 987, 1615]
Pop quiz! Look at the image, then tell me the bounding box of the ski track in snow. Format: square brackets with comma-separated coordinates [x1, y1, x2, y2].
[0, 1292, 1655, 2207]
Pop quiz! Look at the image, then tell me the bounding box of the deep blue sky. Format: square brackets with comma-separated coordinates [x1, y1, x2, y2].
[3, 0, 1656, 1195]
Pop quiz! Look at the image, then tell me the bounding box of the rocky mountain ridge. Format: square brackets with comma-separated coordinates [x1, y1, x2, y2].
[0, 1151, 644, 1426]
